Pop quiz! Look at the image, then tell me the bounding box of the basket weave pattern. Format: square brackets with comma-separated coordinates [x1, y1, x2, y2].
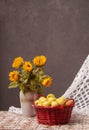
[34, 105, 74, 125]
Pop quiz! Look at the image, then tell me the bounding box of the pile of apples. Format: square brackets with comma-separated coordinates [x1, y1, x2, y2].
[34, 93, 74, 107]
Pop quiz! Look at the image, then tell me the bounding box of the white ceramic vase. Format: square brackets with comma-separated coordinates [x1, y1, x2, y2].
[19, 90, 35, 117]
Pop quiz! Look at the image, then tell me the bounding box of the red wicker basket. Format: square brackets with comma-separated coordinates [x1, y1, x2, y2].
[33, 99, 74, 125]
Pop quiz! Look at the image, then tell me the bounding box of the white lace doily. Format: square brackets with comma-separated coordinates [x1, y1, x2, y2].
[8, 106, 22, 114]
[9, 55, 89, 115]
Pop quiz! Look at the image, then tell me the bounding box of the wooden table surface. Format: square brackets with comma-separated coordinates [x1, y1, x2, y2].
[0, 111, 89, 130]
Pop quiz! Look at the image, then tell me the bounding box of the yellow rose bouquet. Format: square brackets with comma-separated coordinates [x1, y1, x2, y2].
[8, 55, 52, 94]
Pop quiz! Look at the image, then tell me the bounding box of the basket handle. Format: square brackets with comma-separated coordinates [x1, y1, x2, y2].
[34, 94, 45, 101]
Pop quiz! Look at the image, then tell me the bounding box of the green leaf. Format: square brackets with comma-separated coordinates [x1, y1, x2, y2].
[8, 82, 19, 88]
[37, 85, 43, 94]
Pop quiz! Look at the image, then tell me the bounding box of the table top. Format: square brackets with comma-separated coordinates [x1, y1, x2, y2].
[0, 111, 89, 130]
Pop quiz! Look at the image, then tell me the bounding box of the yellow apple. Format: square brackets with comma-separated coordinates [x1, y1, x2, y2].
[37, 102, 43, 106]
[42, 101, 51, 107]
[47, 97, 56, 104]
[51, 101, 59, 107]
[47, 93, 55, 99]
[56, 96, 66, 105]
[39, 96, 47, 102]
[34, 100, 40, 105]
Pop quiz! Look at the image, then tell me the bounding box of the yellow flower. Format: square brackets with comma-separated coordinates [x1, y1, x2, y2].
[33, 55, 47, 66]
[9, 71, 19, 82]
[8, 55, 52, 94]
[23, 61, 33, 72]
[12, 57, 24, 68]
[42, 77, 52, 87]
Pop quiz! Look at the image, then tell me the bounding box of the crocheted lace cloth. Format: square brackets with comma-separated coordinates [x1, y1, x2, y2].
[9, 55, 89, 115]
[63, 55, 89, 115]
[1, 111, 89, 130]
